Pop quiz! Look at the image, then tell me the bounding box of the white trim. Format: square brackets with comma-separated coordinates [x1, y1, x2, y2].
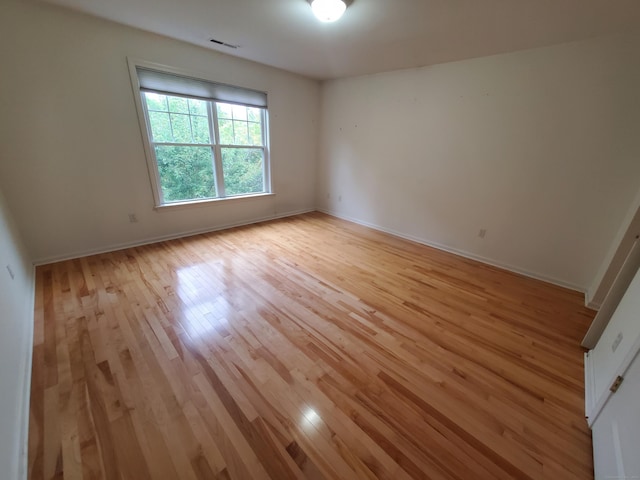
[33, 208, 314, 266]
[209, 101, 225, 198]
[586, 332, 640, 427]
[318, 208, 587, 294]
[261, 108, 272, 194]
[18, 265, 36, 480]
[586, 288, 595, 307]
[585, 286, 601, 310]
[128, 59, 164, 206]
[584, 350, 596, 426]
[587, 299, 602, 311]
[587, 188, 640, 309]
[154, 193, 275, 211]
[582, 239, 640, 348]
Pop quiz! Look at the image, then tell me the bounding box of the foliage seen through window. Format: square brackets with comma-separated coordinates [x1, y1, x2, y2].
[144, 92, 267, 203]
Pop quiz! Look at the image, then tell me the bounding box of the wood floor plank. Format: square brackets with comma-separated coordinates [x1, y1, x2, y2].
[29, 212, 595, 479]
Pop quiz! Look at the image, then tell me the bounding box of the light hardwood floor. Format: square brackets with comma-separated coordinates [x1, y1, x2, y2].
[28, 212, 595, 479]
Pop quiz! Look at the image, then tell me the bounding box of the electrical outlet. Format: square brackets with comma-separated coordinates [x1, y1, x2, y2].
[338, 195, 342, 202]
[612, 332, 623, 352]
[128, 213, 138, 223]
[478, 229, 487, 239]
[6, 264, 15, 280]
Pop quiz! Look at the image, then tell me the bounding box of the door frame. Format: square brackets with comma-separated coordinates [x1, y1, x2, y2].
[586, 332, 640, 427]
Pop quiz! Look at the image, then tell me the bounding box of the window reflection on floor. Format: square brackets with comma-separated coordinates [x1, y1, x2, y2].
[176, 264, 232, 340]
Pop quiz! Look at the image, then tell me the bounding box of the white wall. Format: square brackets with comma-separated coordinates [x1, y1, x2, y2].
[0, 188, 34, 480]
[0, 0, 320, 264]
[317, 31, 640, 292]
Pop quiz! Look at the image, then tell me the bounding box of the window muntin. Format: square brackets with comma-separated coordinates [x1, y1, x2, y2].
[146, 94, 211, 145]
[142, 92, 268, 205]
[216, 103, 264, 147]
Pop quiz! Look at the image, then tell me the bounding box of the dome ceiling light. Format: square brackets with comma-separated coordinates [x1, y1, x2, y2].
[310, 0, 347, 23]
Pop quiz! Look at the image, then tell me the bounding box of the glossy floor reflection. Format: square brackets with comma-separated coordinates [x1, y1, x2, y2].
[28, 212, 595, 479]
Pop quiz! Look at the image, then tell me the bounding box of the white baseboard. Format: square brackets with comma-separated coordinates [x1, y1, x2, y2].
[587, 300, 602, 311]
[33, 208, 315, 266]
[36, 206, 591, 299]
[18, 265, 36, 480]
[585, 287, 602, 310]
[318, 208, 588, 296]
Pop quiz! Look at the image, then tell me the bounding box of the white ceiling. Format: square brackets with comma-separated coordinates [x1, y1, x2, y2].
[40, 0, 640, 80]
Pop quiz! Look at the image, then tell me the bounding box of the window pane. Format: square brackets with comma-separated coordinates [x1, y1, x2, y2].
[219, 119, 234, 144]
[145, 92, 168, 112]
[188, 99, 207, 116]
[247, 107, 261, 122]
[148, 112, 172, 142]
[221, 148, 264, 196]
[191, 116, 210, 144]
[217, 103, 232, 119]
[231, 105, 247, 121]
[155, 146, 216, 202]
[248, 122, 262, 146]
[170, 114, 192, 143]
[167, 96, 189, 114]
[233, 121, 249, 145]
[146, 93, 213, 145]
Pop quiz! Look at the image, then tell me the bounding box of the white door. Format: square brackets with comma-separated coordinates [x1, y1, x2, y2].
[591, 350, 640, 480]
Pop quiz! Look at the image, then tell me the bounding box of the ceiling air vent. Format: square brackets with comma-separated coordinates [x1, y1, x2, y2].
[209, 38, 239, 49]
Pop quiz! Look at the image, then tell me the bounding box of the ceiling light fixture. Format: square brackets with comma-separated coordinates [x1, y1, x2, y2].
[310, 0, 347, 23]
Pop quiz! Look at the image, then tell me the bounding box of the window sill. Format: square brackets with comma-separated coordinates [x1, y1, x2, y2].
[154, 192, 275, 211]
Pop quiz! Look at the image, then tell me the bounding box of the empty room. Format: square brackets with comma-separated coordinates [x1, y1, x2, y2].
[2, 0, 640, 479]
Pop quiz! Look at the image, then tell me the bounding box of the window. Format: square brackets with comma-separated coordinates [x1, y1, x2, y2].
[132, 63, 270, 206]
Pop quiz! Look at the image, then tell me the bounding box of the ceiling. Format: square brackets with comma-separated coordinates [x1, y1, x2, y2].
[39, 0, 640, 80]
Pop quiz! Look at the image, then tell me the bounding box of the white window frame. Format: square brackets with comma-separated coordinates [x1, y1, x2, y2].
[127, 58, 272, 208]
